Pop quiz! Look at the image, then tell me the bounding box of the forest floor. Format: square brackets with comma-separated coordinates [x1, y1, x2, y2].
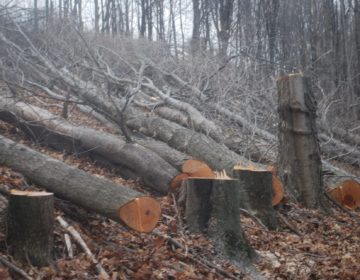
[0, 91, 359, 279]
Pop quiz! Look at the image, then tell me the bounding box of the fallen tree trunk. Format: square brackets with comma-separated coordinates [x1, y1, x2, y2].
[322, 161, 360, 209]
[0, 98, 178, 194]
[126, 114, 254, 172]
[0, 135, 160, 232]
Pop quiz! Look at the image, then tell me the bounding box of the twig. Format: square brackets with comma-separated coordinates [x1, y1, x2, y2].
[64, 233, 74, 258]
[277, 212, 303, 236]
[171, 193, 184, 233]
[0, 255, 33, 280]
[239, 208, 268, 230]
[56, 216, 109, 279]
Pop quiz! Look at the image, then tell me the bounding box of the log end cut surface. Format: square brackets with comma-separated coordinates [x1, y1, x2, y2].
[118, 197, 161, 232]
[327, 180, 360, 210]
[170, 173, 189, 190]
[272, 176, 284, 206]
[182, 159, 215, 178]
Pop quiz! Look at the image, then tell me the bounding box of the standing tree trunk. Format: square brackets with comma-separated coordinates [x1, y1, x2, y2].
[140, 0, 146, 37]
[277, 74, 325, 209]
[191, 0, 201, 54]
[94, 0, 100, 33]
[34, 0, 38, 31]
[7, 190, 54, 266]
[0, 135, 160, 232]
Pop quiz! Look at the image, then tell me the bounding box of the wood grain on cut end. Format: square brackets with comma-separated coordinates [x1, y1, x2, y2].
[272, 175, 284, 206]
[118, 197, 161, 233]
[182, 159, 215, 178]
[327, 180, 360, 210]
[170, 173, 189, 190]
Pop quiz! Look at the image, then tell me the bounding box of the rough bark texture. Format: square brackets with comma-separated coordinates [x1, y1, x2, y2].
[136, 137, 191, 171]
[277, 74, 325, 208]
[7, 190, 54, 266]
[322, 161, 360, 190]
[182, 178, 256, 264]
[0, 135, 160, 232]
[0, 99, 178, 194]
[0, 194, 7, 235]
[126, 114, 257, 173]
[233, 170, 278, 230]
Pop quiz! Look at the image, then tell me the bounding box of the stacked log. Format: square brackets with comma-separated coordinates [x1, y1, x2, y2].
[0, 135, 160, 232]
[0, 99, 178, 194]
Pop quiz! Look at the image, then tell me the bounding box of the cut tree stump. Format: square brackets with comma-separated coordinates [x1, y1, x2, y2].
[234, 164, 284, 206]
[233, 169, 278, 230]
[181, 178, 256, 263]
[277, 73, 325, 208]
[0, 135, 160, 232]
[7, 190, 54, 266]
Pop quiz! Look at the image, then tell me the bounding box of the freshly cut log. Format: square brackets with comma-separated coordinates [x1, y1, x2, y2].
[136, 137, 191, 171]
[233, 169, 278, 230]
[171, 173, 189, 190]
[0, 99, 178, 194]
[126, 114, 254, 172]
[0, 135, 160, 232]
[182, 159, 215, 178]
[322, 162, 360, 209]
[181, 178, 256, 263]
[7, 190, 54, 266]
[170, 159, 215, 190]
[327, 181, 360, 210]
[277, 74, 325, 209]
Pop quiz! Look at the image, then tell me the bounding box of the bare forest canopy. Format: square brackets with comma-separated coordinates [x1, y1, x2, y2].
[2, 0, 360, 140]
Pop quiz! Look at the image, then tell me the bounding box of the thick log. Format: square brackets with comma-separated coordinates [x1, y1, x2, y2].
[277, 74, 325, 208]
[182, 178, 256, 263]
[126, 114, 254, 172]
[7, 190, 54, 266]
[233, 169, 278, 230]
[322, 162, 360, 209]
[0, 99, 178, 194]
[319, 133, 360, 167]
[0, 135, 160, 232]
[136, 137, 191, 171]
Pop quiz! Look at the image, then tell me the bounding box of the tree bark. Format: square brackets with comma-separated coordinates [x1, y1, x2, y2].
[277, 74, 325, 209]
[7, 190, 54, 266]
[0, 99, 178, 194]
[181, 178, 256, 263]
[0, 135, 160, 232]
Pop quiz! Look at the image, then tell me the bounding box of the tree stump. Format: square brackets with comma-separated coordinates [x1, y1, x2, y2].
[7, 190, 54, 266]
[277, 74, 325, 209]
[182, 178, 256, 263]
[233, 169, 278, 230]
